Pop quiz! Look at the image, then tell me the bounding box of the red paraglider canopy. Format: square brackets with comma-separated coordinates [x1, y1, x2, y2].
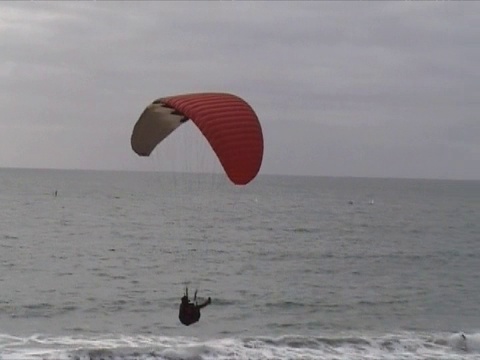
[131, 92, 263, 185]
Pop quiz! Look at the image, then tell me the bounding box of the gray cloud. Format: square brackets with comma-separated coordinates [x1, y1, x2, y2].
[1, 1, 479, 179]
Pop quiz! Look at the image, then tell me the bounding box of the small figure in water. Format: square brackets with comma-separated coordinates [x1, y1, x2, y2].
[461, 333, 468, 351]
[179, 287, 211, 326]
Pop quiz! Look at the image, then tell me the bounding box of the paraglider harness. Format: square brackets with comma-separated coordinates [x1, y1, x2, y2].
[179, 287, 210, 326]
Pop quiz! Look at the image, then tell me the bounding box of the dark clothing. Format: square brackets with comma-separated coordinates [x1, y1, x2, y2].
[179, 303, 201, 326]
[178, 290, 211, 326]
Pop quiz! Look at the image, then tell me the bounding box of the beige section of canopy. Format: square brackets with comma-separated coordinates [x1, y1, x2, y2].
[130, 102, 186, 156]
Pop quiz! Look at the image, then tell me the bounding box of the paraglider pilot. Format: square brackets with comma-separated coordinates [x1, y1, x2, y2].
[179, 287, 211, 326]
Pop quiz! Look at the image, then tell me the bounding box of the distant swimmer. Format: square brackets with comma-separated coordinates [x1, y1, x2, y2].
[461, 333, 467, 351]
[179, 287, 211, 326]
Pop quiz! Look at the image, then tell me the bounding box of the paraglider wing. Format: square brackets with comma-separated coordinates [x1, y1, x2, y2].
[131, 93, 263, 185]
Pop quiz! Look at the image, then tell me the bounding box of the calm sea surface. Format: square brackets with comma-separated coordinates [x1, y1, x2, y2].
[0, 168, 479, 359]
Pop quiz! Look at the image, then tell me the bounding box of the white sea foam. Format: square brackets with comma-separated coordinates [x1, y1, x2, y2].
[1, 332, 479, 360]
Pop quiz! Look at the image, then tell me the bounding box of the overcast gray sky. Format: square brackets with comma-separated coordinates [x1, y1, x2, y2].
[1, 1, 479, 180]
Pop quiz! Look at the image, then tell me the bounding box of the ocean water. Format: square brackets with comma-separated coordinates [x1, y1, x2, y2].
[0, 168, 479, 359]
